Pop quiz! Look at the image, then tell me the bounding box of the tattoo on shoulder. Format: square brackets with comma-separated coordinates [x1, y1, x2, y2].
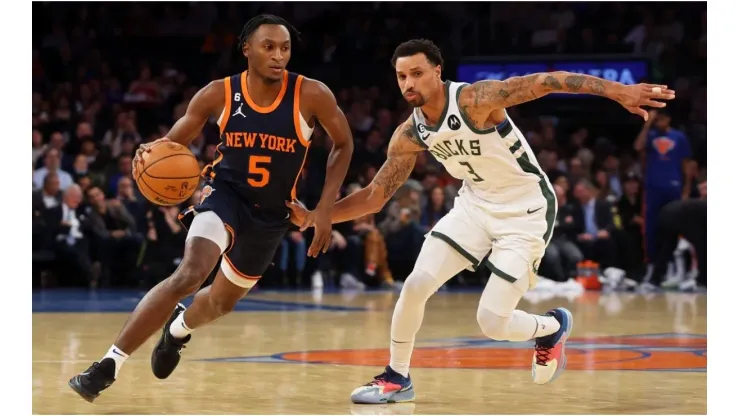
[401, 122, 425, 148]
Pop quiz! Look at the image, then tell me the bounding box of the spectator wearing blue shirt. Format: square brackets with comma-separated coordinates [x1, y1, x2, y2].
[634, 109, 695, 273]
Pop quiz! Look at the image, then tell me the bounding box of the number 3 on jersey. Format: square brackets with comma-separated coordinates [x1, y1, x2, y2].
[248, 156, 271, 187]
[459, 161, 484, 182]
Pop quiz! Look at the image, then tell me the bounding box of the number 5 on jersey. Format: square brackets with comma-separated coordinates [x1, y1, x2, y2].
[248, 156, 271, 187]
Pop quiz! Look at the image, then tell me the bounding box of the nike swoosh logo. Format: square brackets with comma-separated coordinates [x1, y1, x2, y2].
[112, 349, 126, 357]
[527, 207, 544, 214]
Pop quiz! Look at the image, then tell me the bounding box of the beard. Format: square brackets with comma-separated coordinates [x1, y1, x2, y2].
[407, 95, 426, 108]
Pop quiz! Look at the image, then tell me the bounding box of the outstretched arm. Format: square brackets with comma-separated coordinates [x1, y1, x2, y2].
[302, 78, 354, 256]
[288, 117, 423, 227]
[460, 71, 675, 122]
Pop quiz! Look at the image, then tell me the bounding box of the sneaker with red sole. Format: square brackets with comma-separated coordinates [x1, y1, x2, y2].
[532, 307, 573, 385]
[350, 366, 415, 404]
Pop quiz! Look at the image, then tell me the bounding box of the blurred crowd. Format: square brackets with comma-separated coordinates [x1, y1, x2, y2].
[32, 2, 707, 291]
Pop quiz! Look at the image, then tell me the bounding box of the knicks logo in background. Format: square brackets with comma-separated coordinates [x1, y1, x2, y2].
[653, 136, 676, 158]
[201, 333, 706, 372]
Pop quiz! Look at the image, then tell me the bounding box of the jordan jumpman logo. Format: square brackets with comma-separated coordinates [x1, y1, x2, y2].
[232, 103, 246, 118]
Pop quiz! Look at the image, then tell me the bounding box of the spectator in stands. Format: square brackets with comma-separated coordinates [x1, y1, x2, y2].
[279, 231, 307, 287]
[85, 186, 141, 286]
[616, 171, 645, 278]
[33, 148, 74, 191]
[420, 186, 449, 233]
[380, 186, 424, 278]
[139, 206, 186, 288]
[46, 184, 94, 287]
[33, 171, 62, 213]
[107, 155, 133, 197]
[572, 179, 617, 269]
[647, 177, 706, 290]
[116, 176, 146, 229]
[33, 129, 46, 167]
[541, 184, 583, 282]
[602, 153, 623, 199]
[79, 137, 105, 171]
[634, 108, 695, 281]
[102, 113, 143, 159]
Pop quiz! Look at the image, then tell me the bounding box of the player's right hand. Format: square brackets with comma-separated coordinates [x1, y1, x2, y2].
[133, 137, 171, 177]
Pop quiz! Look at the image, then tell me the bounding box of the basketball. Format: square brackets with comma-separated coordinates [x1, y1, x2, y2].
[135, 141, 201, 206]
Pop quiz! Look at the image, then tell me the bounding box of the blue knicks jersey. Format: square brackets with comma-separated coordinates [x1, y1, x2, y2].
[202, 71, 312, 210]
[644, 128, 691, 189]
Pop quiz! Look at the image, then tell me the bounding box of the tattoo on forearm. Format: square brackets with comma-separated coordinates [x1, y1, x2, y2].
[563, 75, 607, 95]
[586, 78, 606, 94]
[372, 155, 415, 199]
[564, 75, 586, 92]
[472, 74, 539, 110]
[542, 75, 562, 90]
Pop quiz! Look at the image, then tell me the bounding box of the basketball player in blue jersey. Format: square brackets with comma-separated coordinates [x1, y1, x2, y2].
[69, 15, 353, 402]
[289, 39, 675, 403]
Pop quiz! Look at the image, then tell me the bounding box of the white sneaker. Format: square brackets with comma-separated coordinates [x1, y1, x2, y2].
[638, 282, 659, 293]
[679, 278, 698, 292]
[340, 273, 366, 290]
[311, 271, 324, 289]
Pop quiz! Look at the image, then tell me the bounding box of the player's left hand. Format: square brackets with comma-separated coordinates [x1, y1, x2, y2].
[286, 200, 310, 228]
[615, 84, 676, 121]
[307, 207, 333, 257]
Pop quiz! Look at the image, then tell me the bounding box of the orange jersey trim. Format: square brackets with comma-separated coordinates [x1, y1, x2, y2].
[219, 76, 232, 134]
[291, 144, 311, 201]
[242, 70, 288, 114]
[293, 75, 310, 147]
[223, 254, 262, 280]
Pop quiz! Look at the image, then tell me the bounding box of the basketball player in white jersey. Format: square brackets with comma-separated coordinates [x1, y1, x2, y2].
[288, 39, 675, 403]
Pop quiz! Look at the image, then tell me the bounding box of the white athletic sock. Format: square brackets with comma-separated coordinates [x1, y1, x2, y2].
[532, 313, 560, 339]
[169, 311, 193, 339]
[390, 338, 415, 378]
[102, 345, 129, 378]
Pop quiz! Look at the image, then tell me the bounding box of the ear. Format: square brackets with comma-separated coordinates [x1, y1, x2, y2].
[242, 42, 250, 58]
[435, 65, 442, 79]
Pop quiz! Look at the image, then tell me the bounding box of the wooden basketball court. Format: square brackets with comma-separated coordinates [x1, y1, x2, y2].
[32, 289, 706, 414]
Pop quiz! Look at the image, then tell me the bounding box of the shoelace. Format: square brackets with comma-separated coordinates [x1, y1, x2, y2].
[365, 372, 390, 386]
[534, 345, 552, 366]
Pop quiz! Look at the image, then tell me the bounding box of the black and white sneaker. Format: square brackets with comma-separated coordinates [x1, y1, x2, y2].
[151, 303, 191, 379]
[68, 358, 116, 403]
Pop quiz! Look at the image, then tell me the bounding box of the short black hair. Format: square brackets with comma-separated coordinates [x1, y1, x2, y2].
[237, 14, 301, 50]
[391, 39, 444, 69]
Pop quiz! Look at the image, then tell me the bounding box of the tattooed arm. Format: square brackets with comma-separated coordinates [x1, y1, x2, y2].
[289, 117, 424, 226]
[459, 71, 675, 124]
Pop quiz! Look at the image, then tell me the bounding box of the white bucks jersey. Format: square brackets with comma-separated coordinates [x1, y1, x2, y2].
[412, 81, 550, 202]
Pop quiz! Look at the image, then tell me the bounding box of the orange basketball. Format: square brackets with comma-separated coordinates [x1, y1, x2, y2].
[135, 141, 201, 206]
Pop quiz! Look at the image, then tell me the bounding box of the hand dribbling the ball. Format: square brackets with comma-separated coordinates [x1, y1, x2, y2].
[133, 137, 171, 177]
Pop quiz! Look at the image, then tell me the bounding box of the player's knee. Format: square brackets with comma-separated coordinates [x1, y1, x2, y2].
[168, 262, 212, 297]
[399, 269, 441, 304]
[476, 306, 510, 341]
